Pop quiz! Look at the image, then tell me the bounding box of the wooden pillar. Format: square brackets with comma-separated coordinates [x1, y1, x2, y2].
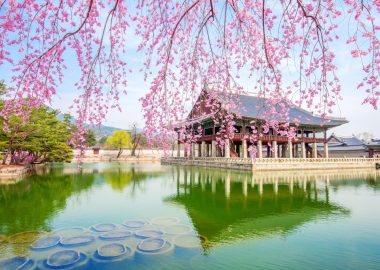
[272, 141, 278, 158]
[257, 140, 263, 158]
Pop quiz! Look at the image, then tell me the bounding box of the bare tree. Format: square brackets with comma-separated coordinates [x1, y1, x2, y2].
[130, 122, 142, 157]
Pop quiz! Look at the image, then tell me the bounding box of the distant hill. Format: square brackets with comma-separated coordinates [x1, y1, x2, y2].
[55, 112, 141, 138]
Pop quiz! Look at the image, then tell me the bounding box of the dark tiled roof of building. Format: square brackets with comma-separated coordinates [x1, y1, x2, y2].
[328, 134, 365, 148]
[211, 90, 348, 127]
[367, 139, 380, 147]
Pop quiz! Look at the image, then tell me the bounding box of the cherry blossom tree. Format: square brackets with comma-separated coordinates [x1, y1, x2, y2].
[0, 0, 379, 152]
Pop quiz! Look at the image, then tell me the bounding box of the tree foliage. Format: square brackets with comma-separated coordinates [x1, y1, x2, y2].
[106, 130, 132, 158]
[0, 103, 73, 165]
[0, 1, 379, 149]
[84, 130, 97, 147]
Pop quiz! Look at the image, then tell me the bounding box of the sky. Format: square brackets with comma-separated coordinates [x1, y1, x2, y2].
[1, 3, 379, 139]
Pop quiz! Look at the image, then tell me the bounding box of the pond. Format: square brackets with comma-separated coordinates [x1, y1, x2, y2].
[0, 162, 379, 269]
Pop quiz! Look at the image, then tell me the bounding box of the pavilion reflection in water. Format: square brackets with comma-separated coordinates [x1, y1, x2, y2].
[167, 168, 379, 249]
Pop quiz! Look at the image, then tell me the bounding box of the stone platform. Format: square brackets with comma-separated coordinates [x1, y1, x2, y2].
[161, 157, 380, 171]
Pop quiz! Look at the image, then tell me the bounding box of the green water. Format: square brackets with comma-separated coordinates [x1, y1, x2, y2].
[0, 162, 379, 269]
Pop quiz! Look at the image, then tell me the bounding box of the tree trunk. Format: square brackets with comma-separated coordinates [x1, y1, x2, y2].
[131, 135, 141, 156]
[117, 148, 123, 158]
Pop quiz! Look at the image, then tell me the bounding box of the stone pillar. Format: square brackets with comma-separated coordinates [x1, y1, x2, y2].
[191, 143, 195, 157]
[184, 144, 188, 157]
[242, 139, 247, 158]
[201, 141, 206, 157]
[313, 142, 318, 158]
[324, 142, 329, 158]
[301, 142, 306, 158]
[257, 140, 263, 158]
[272, 141, 278, 158]
[211, 140, 216, 157]
[281, 144, 286, 158]
[287, 141, 293, 159]
[225, 139, 230, 158]
[177, 141, 181, 157]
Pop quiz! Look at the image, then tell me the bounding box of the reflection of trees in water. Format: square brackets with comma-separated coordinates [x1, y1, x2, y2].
[0, 166, 95, 235]
[166, 167, 354, 250]
[102, 167, 164, 195]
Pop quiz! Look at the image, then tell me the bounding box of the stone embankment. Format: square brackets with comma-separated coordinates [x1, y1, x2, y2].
[0, 165, 32, 184]
[162, 157, 380, 171]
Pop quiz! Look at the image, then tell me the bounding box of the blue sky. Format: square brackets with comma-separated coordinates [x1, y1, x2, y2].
[1, 5, 379, 138]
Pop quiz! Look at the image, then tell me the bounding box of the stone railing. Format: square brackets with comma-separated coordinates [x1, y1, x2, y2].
[161, 157, 380, 171]
[171, 157, 379, 163]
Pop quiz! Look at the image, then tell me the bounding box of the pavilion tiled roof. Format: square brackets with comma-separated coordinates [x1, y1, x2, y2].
[209, 90, 348, 127]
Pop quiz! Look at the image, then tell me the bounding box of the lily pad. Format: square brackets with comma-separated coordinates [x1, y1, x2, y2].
[99, 230, 132, 240]
[31, 235, 61, 250]
[135, 229, 164, 239]
[91, 223, 116, 232]
[137, 238, 166, 253]
[123, 220, 147, 229]
[60, 235, 95, 247]
[97, 243, 128, 259]
[46, 250, 80, 268]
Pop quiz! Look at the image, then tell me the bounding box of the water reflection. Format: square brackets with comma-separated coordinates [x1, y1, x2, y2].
[1, 163, 379, 266]
[166, 167, 380, 249]
[0, 163, 164, 236]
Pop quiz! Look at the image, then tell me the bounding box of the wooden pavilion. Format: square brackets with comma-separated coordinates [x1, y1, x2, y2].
[176, 87, 348, 159]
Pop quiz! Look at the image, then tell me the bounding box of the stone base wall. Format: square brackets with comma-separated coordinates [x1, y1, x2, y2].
[162, 157, 380, 171]
[0, 165, 33, 183]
